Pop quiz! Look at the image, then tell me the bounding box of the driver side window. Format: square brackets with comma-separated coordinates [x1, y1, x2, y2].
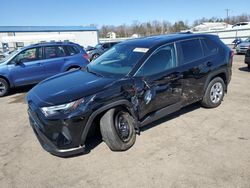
[136, 44, 176, 76]
[14, 48, 41, 63]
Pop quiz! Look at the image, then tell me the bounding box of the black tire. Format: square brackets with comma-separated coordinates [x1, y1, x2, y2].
[0, 78, 9, 97]
[92, 54, 99, 61]
[201, 77, 225, 108]
[100, 108, 136, 151]
[248, 64, 250, 69]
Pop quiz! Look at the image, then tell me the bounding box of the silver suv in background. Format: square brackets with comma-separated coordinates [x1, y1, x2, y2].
[86, 42, 119, 61]
[236, 37, 250, 54]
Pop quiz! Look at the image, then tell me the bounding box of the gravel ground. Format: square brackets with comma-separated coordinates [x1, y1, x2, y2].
[0, 54, 249, 188]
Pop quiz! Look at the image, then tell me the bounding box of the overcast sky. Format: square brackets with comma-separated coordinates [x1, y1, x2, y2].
[0, 0, 249, 27]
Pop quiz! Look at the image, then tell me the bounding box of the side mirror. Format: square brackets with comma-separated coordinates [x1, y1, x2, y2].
[15, 58, 24, 64]
[15, 59, 20, 64]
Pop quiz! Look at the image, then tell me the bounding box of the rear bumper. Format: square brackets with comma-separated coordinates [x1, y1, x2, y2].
[28, 110, 87, 157]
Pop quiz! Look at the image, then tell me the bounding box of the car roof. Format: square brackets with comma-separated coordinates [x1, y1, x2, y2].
[121, 33, 217, 48]
[25, 41, 78, 48]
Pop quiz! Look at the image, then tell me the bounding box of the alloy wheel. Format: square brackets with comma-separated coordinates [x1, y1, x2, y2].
[0, 81, 6, 95]
[210, 82, 223, 104]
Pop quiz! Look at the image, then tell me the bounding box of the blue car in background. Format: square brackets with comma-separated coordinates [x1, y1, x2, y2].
[0, 42, 89, 97]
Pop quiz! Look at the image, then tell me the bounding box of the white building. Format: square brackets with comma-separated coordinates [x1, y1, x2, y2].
[192, 22, 232, 32]
[0, 26, 99, 52]
[107, 32, 116, 39]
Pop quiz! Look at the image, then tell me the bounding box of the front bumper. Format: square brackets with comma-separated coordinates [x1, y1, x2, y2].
[28, 108, 89, 157]
[236, 48, 248, 54]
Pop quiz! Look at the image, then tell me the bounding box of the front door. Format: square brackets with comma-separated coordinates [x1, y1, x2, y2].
[135, 43, 183, 119]
[9, 47, 46, 86]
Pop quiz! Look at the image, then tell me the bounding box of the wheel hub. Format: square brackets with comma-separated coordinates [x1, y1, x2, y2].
[210, 82, 223, 103]
[115, 113, 130, 142]
[0, 81, 6, 94]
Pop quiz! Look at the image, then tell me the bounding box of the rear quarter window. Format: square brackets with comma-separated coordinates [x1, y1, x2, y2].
[201, 38, 219, 56]
[65, 45, 80, 56]
[179, 39, 203, 64]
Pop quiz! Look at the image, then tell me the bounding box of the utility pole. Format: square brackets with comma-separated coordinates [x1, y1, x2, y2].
[225, 9, 230, 23]
[161, 20, 164, 34]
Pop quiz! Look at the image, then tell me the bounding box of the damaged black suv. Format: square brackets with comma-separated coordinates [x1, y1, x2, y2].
[26, 34, 233, 157]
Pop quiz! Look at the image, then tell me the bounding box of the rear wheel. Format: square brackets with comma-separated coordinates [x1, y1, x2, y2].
[201, 77, 225, 108]
[100, 108, 136, 151]
[0, 78, 9, 97]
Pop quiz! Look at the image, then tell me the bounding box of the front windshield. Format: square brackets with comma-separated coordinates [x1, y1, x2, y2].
[87, 44, 148, 77]
[0, 50, 19, 63]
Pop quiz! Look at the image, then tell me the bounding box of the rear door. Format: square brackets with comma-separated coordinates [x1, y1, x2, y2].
[176, 38, 212, 105]
[43, 45, 67, 78]
[9, 47, 46, 86]
[135, 43, 183, 119]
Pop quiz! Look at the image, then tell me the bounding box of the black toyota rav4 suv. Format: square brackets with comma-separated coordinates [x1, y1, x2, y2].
[26, 34, 233, 157]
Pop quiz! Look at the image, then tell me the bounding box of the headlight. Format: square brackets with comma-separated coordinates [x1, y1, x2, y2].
[40, 98, 84, 117]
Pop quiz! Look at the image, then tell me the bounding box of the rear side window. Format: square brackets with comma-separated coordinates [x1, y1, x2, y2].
[66, 45, 80, 56]
[110, 42, 117, 47]
[180, 39, 203, 64]
[102, 43, 110, 49]
[201, 38, 218, 56]
[44, 46, 66, 59]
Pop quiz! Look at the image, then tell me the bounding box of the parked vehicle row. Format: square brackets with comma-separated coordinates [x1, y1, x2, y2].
[26, 33, 233, 157]
[86, 42, 119, 61]
[0, 42, 89, 97]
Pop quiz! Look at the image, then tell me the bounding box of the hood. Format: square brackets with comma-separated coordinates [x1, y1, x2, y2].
[27, 70, 116, 107]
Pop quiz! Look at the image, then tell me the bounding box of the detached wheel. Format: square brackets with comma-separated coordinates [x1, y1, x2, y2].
[201, 77, 225, 108]
[100, 108, 136, 151]
[0, 78, 9, 97]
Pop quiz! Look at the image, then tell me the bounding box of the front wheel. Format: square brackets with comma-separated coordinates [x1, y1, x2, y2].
[100, 108, 136, 151]
[92, 54, 99, 61]
[201, 77, 225, 108]
[0, 78, 9, 97]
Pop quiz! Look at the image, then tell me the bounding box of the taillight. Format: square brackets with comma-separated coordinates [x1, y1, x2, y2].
[230, 50, 234, 58]
[229, 50, 234, 66]
[83, 54, 89, 62]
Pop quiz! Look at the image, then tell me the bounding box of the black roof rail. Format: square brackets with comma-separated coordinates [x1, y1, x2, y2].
[30, 41, 75, 46]
[178, 31, 193, 34]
